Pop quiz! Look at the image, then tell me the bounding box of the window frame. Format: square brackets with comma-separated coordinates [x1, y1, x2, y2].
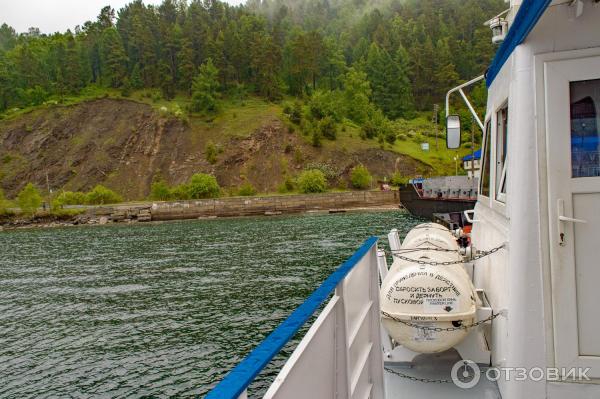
[495, 103, 509, 203]
[479, 119, 492, 200]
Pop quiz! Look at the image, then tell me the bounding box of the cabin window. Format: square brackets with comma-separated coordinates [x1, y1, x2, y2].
[495, 106, 508, 201]
[570, 79, 600, 178]
[480, 121, 491, 197]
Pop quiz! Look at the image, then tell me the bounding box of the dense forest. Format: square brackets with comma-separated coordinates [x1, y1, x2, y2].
[0, 0, 503, 118]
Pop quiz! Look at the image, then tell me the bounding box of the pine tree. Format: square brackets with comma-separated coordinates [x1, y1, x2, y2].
[97, 6, 115, 29]
[433, 38, 459, 103]
[100, 27, 128, 88]
[322, 37, 346, 90]
[0, 0, 507, 114]
[0, 23, 17, 52]
[190, 58, 220, 113]
[64, 34, 83, 92]
[250, 32, 282, 100]
[130, 64, 143, 89]
[343, 67, 372, 124]
[159, 61, 175, 99]
[393, 45, 414, 118]
[177, 38, 195, 91]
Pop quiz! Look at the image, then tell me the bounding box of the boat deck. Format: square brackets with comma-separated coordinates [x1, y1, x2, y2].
[384, 351, 501, 399]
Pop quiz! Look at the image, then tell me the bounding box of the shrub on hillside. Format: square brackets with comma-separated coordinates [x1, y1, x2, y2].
[360, 118, 377, 140]
[319, 116, 337, 140]
[150, 178, 172, 201]
[297, 169, 327, 193]
[17, 183, 43, 215]
[237, 182, 257, 196]
[187, 173, 220, 199]
[0, 188, 9, 215]
[85, 185, 123, 205]
[311, 130, 322, 147]
[53, 191, 86, 207]
[390, 171, 408, 186]
[277, 176, 296, 193]
[290, 102, 303, 125]
[309, 90, 343, 122]
[120, 78, 132, 97]
[171, 184, 191, 200]
[361, 111, 395, 143]
[304, 163, 340, 180]
[205, 141, 218, 164]
[350, 164, 373, 189]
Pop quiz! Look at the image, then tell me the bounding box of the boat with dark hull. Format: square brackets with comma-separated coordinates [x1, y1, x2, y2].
[399, 176, 477, 220]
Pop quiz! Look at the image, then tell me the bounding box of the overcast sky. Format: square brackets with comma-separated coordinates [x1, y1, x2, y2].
[1, 0, 245, 34]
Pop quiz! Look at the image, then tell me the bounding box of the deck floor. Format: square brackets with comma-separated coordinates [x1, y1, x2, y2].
[383, 350, 501, 399]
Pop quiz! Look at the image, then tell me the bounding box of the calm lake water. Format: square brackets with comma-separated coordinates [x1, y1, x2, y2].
[0, 210, 422, 398]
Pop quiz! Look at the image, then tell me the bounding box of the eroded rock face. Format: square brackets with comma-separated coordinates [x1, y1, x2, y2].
[0, 98, 431, 199]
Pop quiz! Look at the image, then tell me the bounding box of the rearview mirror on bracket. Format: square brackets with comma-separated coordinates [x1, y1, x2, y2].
[446, 115, 461, 149]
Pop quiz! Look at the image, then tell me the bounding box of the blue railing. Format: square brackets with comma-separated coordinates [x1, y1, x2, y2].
[205, 236, 378, 399]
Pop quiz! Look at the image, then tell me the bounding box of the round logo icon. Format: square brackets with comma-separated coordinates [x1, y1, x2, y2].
[451, 360, 480, 389]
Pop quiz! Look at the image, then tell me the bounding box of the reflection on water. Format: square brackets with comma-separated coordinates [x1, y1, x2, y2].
[0, 211, 421, 398]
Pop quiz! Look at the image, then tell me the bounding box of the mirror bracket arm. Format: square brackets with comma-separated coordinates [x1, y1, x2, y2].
[445, 74, 485, 132]
[458, 89, 484, 131]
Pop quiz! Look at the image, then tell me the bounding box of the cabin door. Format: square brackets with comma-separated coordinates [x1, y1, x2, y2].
[545, 56, 600, 377]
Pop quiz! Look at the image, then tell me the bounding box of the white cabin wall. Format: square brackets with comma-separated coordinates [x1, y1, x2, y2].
[472, 55, 511, 379]
[529, 3, 600, 397]
[504, 43, 548, 399]
[474, 2, 600, 398]
[474, 47, 541, 397]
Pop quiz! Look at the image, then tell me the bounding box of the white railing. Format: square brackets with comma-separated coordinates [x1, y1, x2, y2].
[264, 240, 384, 399]
[206, 237, 384, 399]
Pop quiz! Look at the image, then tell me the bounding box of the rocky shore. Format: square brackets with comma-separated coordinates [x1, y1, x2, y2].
[1, 191, 400, 231]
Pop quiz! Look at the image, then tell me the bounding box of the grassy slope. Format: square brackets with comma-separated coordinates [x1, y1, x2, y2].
[325, 116, 473, 176]
[1, 89, 473, 192]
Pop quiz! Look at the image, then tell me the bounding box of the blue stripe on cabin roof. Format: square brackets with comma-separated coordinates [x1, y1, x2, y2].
[486, 0, 552, 87]
[462, 149, 482, 161]
[205, 236, 378, 399]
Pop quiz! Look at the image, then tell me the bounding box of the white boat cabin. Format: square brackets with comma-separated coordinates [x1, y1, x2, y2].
[447, 0, 600, 397]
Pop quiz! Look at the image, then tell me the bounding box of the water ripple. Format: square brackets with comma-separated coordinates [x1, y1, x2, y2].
[0, 210, 421, 397]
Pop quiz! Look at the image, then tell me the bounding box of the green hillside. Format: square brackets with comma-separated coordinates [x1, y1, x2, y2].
[0, 0, 497, 201]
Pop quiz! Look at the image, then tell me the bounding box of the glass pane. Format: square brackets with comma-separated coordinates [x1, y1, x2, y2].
[570, 79, 600, 178]
[480, 121, 491, 197]
[496, 106, 508, 199]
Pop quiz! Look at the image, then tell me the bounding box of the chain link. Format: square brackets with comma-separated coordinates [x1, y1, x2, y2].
[384, 365, 487, 384]
[381, 311, 501, 332]
[384, 366, 453, 383]
[389, 243, 505, 266]
[391, 247, 458, 253]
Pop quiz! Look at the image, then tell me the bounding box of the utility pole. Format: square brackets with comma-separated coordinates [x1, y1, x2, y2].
[433, 104, 439, 150]
[46, 170, 51, 194]
[454, 153, 458, 175]
[471, 115, 475, 179]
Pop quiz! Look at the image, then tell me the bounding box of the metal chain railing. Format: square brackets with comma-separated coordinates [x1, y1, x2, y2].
[384, 366, 454, 383]
[389, 243, 505, 266]
[384, 365, 486, 384]
[380, 311, 502, 332]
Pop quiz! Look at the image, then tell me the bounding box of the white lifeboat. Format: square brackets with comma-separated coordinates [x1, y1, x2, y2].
[380, 223, 478, 353]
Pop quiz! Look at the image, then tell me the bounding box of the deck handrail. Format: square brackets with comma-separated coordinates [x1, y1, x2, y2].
[205, 236, 379, 399]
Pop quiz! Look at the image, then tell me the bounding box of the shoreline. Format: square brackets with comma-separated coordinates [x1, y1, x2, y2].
[0, 204, 404, 231]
